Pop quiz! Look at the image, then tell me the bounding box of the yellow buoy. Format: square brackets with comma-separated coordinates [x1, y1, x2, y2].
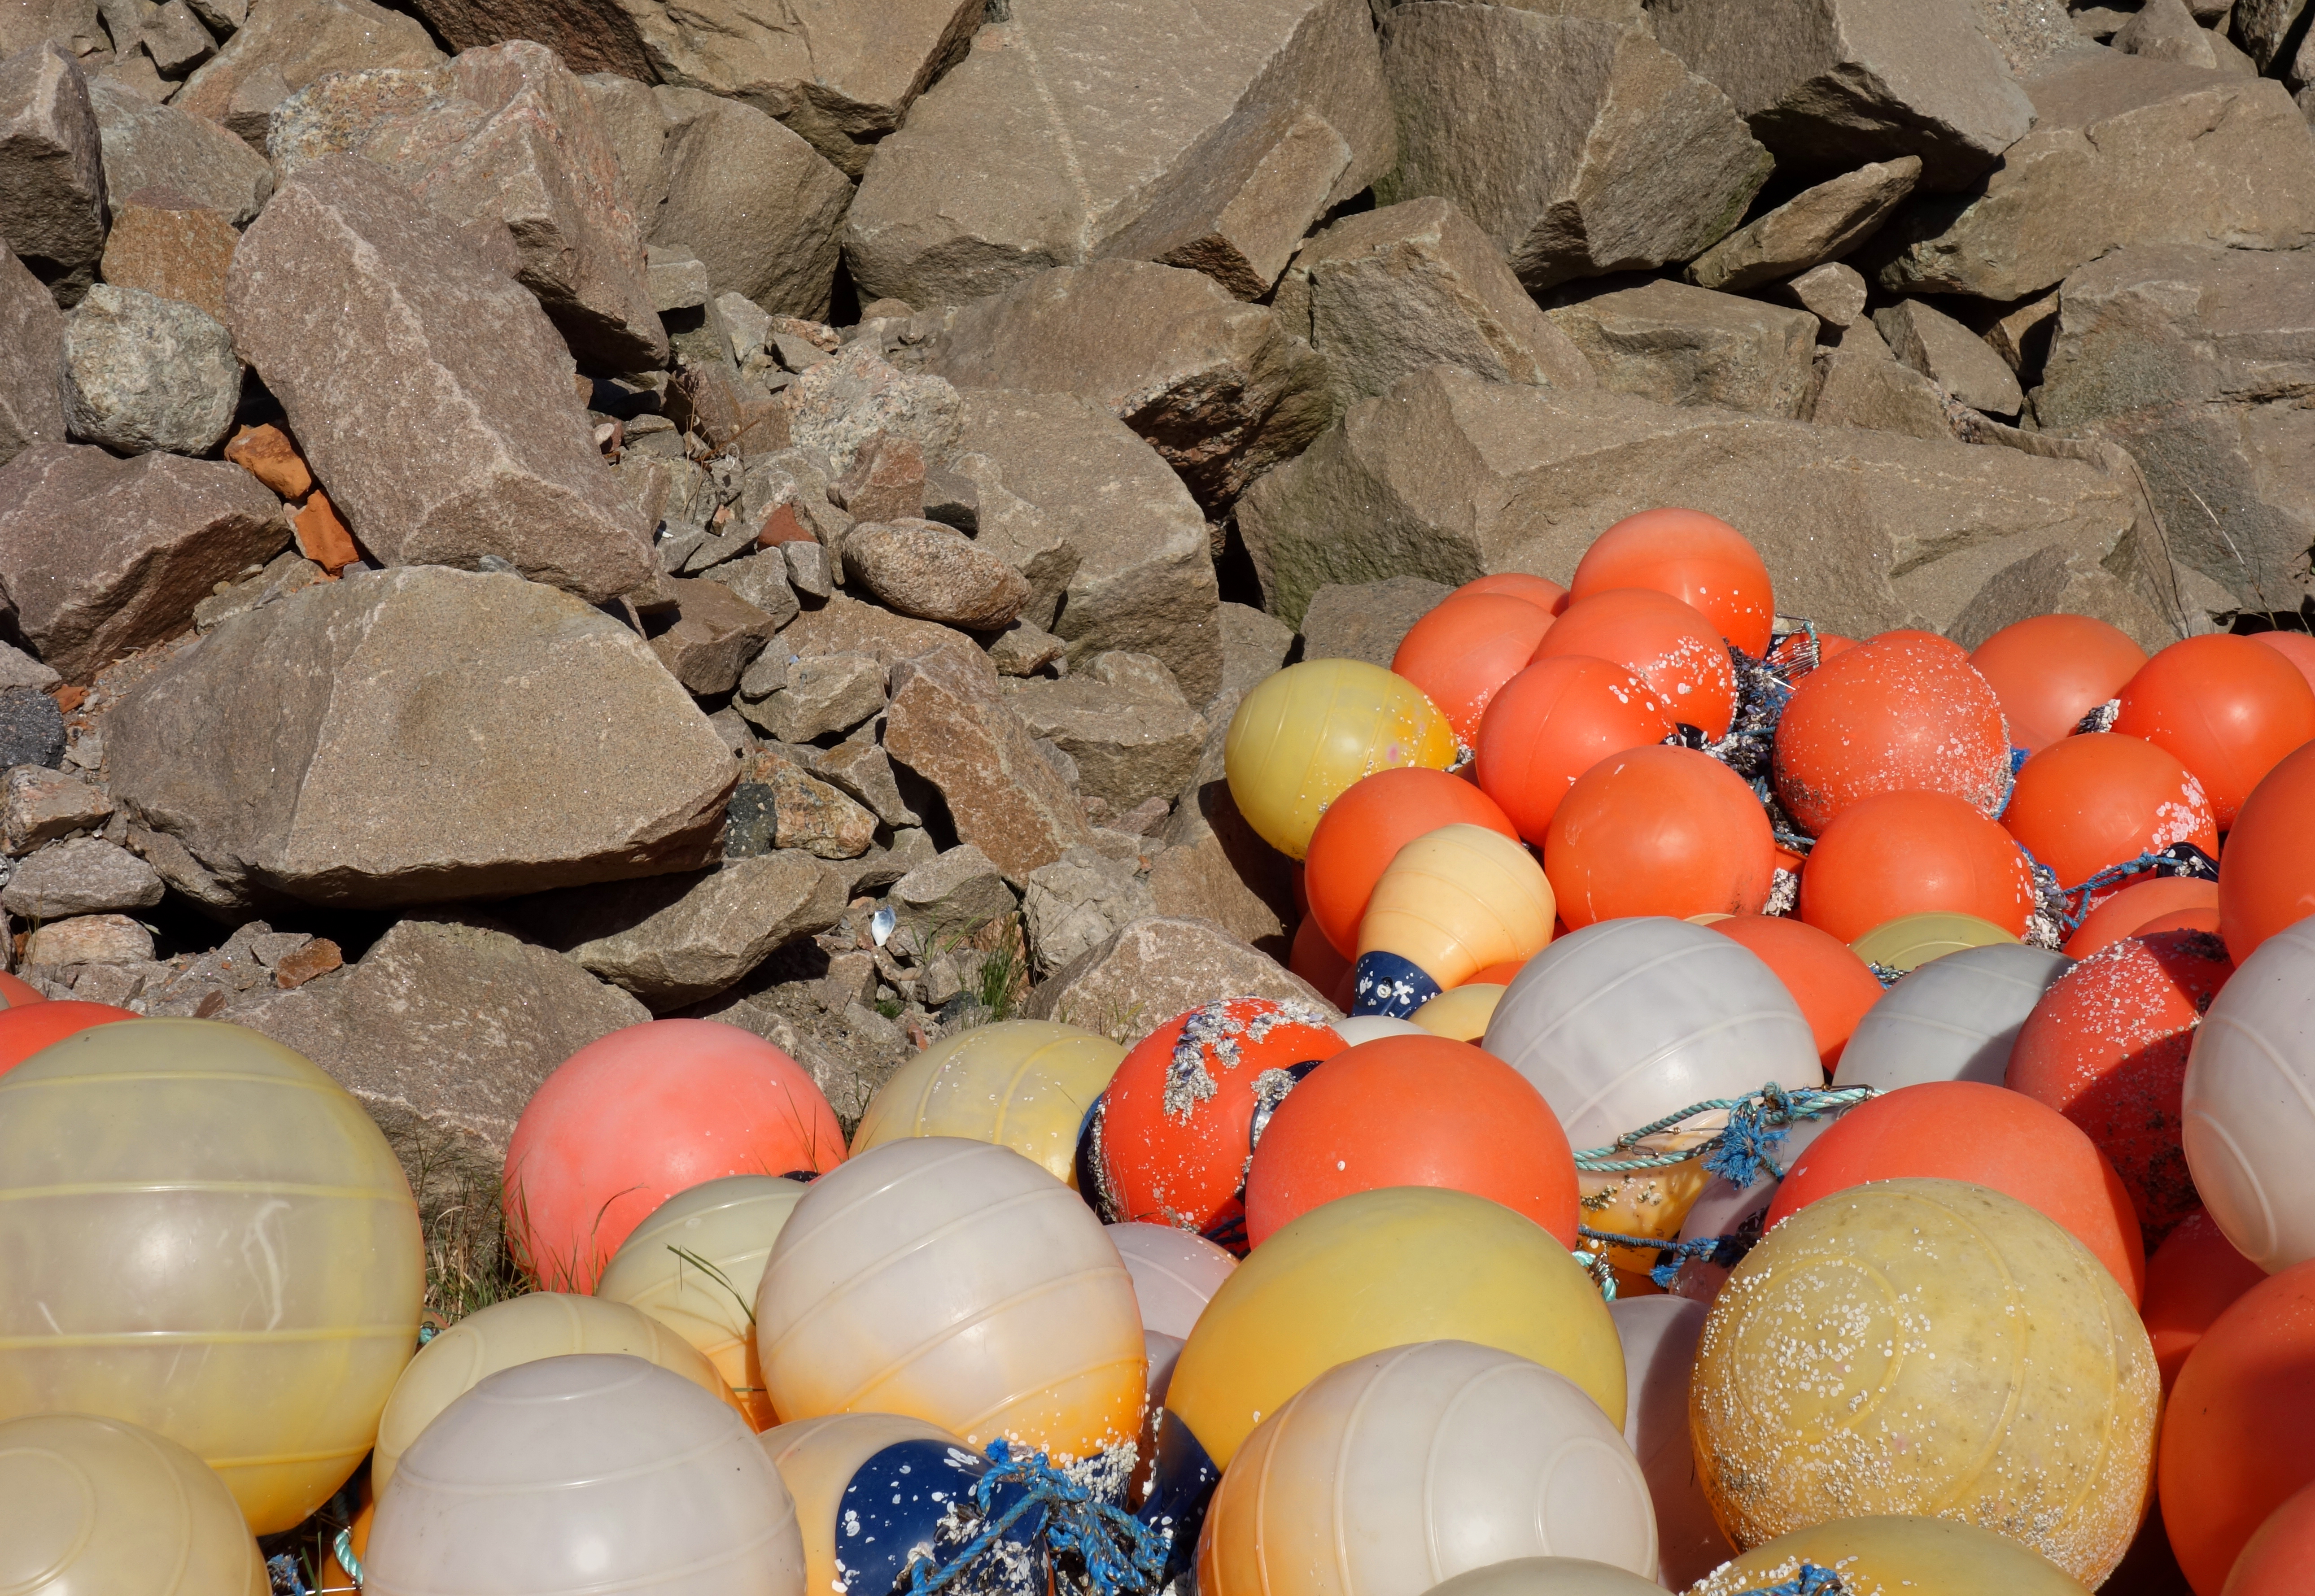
[1198, 1341, 1656, 1596]
[1356, 825, 1554, 1015]
[0, 1412, 266, 1595]
[758, 1412, 966, 1596]
[1410, 984, 1507, 1042]
[1686, 1515, 2092, 1596]
[1166, 1186, 1624, 1471]
[0, 1018, 424, 1534]
[1419, 1560, 1663, 1596]
[1690, 1179, 2157, 1587]
[1225, 659, 1459, 860]
[372, 1292, 740, 1496]
[755, 1138, 1146, 1460]
[1848, 911, 2019, 973]
[851, 1020, 1125, 1184]
[596, 1174, 811, 1431]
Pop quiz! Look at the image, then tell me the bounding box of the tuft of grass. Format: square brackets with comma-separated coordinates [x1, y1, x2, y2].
[405, 1135, 529, 1326]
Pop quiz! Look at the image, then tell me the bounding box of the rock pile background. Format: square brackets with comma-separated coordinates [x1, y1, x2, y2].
[4, 0, 2314, 1300]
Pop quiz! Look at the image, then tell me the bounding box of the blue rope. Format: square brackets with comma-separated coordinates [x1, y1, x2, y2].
[904, 1439, 1164, 1596]
[332, 1529, 363, 1590]
[1571, 1083, 1874, 1180]
[1577, 1224, 1755, 1290]
[2016, 840, 2220, 934]
[1727, 1565, 1846, 1596]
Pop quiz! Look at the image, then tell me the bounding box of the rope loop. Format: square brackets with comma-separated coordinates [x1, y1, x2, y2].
[904, 1439, 1165, 1596]
[1577, 1224, 1753, 1291]
[2019, 839, 2220, 935]
[1571, 1083, 1875, 1182]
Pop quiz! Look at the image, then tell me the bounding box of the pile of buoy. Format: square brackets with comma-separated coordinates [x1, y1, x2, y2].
[1, 507, 2312, 1596]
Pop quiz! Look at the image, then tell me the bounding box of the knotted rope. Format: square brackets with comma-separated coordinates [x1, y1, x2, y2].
[1725, 1565, 1847, 1596]
[904, 1440, 1165, 1596]
[1571, 1082, 1874, 1185]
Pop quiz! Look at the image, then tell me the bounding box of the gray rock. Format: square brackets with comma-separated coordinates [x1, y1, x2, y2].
[778, 591, 987, 678]
[651, 86, 849, 321]
[175, 0, 441, 147]
[645, 247, 708, 312]
[1651, 0, 2035, 192]
[890, 842, 1016, 943]
[1986, 288, 2062, 379]
[740, 651, 886, 743]
[698, 548, 799, 627]
[1021, 915, 1337, 1045]
[2234, 0, 2311, 70]
[87, 75, 271, 224]
[505, 851, 843, 1008]
[0, 244, 63, 467]
[844, 0, 1392, 308]
[809, 721, 919, 827]
[1961, 0, 2095, 77]
[2114, 0, 2249, 71]
[1022, 844, 1158, 977]
[786, 341, 961, 479]
[1783, 260, 1868, 327]
[924, 260, 1333, 511]
[1806, 346, 1963, 440]
[1006, 651, 1209, 812]
[22, 911, 151, 965]
[985, 619, 1068, 678]
[0, 640, 58, 690]
[577, 69, 663, 220]
[1210, 601, 1293, 717]
[142, 0, 218, 74]
[644, 576, 776, 696]
[105, 567, 736, 911]
[240, 911, 649, 1185]
[1874, 298, 2024, 416]
[723, 757, 877, 860]
[4, 764, 108, 851]
[227, 157, 653, 604]
[1684, 156, 1922, 292]
[883, 646, 1096, 884]
[1547, 279, 1819, 419]
[829, 822, 937, 898]
[954, 389, 1221, 705]
[60, 283, 238, 454]
[1238, 366, 2184, 649]
[0, 42, 107, 303]
[948, 454, 1076, 632]
[1297, 575, 1449, 662]
[1273, 194, 1598, 410]
[0, 442, 288, 680]
[842, 519, 1030, 632]
[1871, 54, 2315, 303]
[0, 687, 65, 768]
[0, 0, 111, 60]
[2, 835, 162, 915]
[1148, 775, 1295, 956]
[2035, 242, 2315, 619]
[1379, 6, 1770, 292]
[266, 43, 668, 371]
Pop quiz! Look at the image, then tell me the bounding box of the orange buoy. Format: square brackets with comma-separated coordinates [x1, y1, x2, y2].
[0, 999, 135, 1079]
[2159, 1259, 2315, 1596]
[1453, 572, 1569, 615]
[1798, 789, 2037, 943]
[0, 972, 44, 1009]
[2141, 1208, 2266, 1392]
[1241, 1034, 1579, 1251]
[2221, 1480, 2315, 1596]
[1288, 915, 1355, 1010]
[1543, 745, 1773, 926]
[1392, 593, 1560, 745]
[1708, 915, 1887, 1070]
[1090, 997, 1346, 1246]
[1304, 768, 1519, 958]
[1765, 629, 1856, 683]
[1968, 614, 2149, 753]
[2065, 876, 2221, 958]
[502, 1020, 846, 1292]
[2114, 634, 2315, 829]
[1473, 656, 1676, 845]
[2251, 628, 2315, 695]
[1531, 588, 1738, 739]
[1773, 631, 2012, 836]
[2002, 733, 2218, 895]
[2219, 740, 2315, 967]
[2008, 929, 2233, 1243]
[1466, 958, 1528, 986]
[1568, 508, 1775, 658]
[1767, 1079, 2146, 1304]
